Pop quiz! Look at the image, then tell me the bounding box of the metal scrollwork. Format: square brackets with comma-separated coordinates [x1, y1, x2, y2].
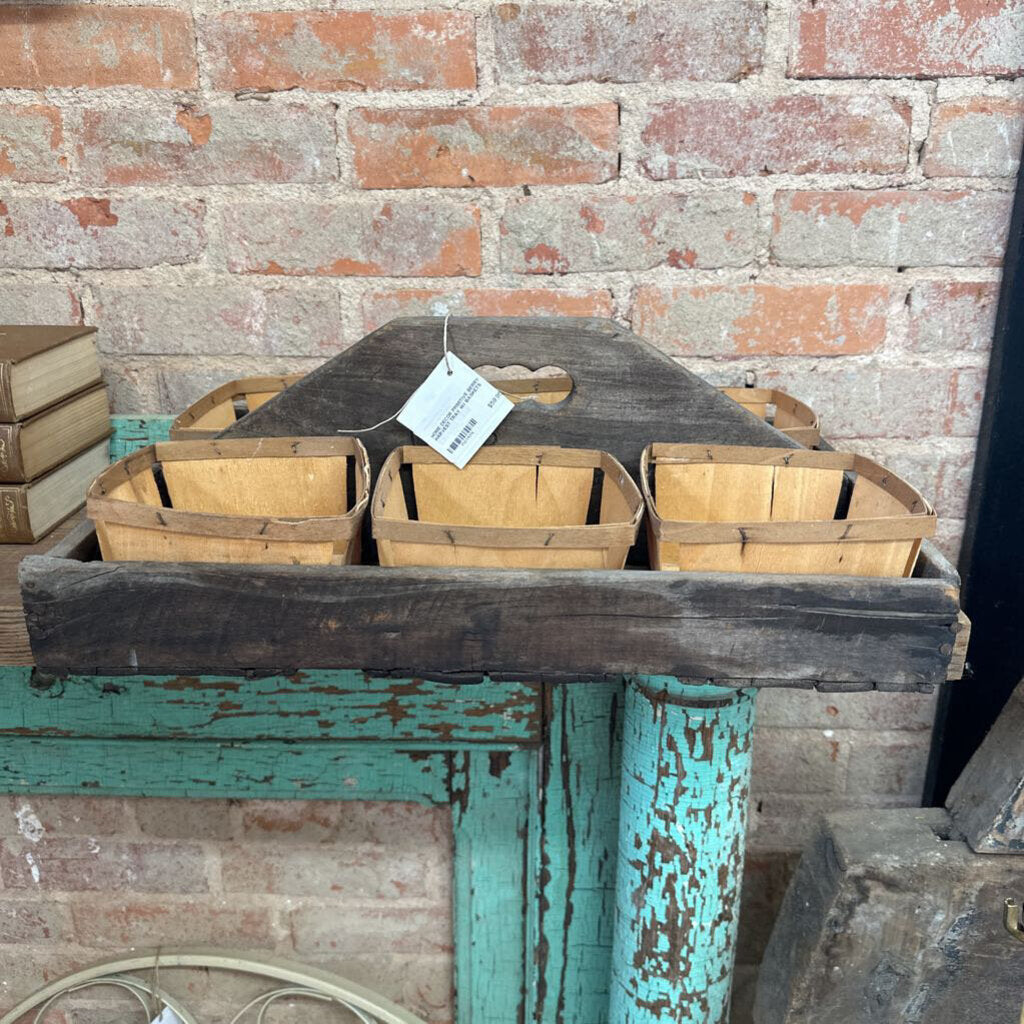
[0, 947, 428, 1024]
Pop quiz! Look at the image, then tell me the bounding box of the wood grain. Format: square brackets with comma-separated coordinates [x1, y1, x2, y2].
[222, 318, 803, 482]
[21, 540, 959, 687]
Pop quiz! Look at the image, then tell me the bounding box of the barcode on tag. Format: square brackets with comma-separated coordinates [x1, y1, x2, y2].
[398, 355, 513, 469]
[448, 418, 477, 453]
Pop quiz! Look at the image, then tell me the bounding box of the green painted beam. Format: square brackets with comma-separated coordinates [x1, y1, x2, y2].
[532, 681, 622, 1024]
[452, 748, 535, 1024]
[0, 737, 451, 803]
[2, 669, 540, 745]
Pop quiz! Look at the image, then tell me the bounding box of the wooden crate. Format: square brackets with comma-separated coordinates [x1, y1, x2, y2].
[719, 387, 821, 447]
[169, 374, 304, 439]
[373, 445, 643, 569]
[642, 444, 936, 577]
[88, 437, 368, 565]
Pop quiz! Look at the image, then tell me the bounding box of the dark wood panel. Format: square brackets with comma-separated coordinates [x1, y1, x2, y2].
[21, 543, 959, 687]
[223, 317, 800, 480]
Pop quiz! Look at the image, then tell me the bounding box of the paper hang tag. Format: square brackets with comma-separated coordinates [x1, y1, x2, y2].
[397, 354, 513, 469]
[151, 1008, 184, 1024]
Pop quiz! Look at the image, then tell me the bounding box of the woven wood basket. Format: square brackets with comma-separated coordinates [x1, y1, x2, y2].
[88, 437, 369, 565]
[169, 374, 305, 440]
[373, 445, 643, 569]
[642, 444, 935, 577]
[719, 387, 821, 447]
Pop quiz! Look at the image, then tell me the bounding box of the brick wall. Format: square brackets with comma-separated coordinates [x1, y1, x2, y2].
[0, 796, 455, 1022]
[1, 0, 1021, 1020]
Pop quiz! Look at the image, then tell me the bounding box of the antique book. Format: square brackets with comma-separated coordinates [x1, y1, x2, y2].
[0, 384, 111, 483]
[0, 439, 108, 543]
[0, 326, 102, 421]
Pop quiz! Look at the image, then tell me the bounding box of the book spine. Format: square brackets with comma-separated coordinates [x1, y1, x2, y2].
[0, 485, 33, 543]
[0, 423, 24, 482]
[0, 363, 13, 422]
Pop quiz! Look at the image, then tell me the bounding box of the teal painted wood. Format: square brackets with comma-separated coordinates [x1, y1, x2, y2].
[610, 679, 756, 1024]
[0, 736, 451, 802]
[533, 681, 623, 1024]
[109, 415, 173, 459]
[452, 748, 534, 1024]
[3, 669, 540, 745]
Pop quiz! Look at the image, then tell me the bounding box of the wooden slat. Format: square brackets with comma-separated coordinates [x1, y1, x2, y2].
[20, 542, 959, 687]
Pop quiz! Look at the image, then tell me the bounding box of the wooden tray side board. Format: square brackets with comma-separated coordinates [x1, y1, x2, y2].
[373, 445, 643, 569]
[88, 438, 369, 566]
[643, 445, 936, 577]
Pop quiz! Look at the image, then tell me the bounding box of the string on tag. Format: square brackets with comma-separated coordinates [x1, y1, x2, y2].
[337, 313, 453, 433]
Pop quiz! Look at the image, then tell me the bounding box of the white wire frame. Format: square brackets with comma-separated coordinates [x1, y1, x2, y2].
[0, 947, 429, 1024]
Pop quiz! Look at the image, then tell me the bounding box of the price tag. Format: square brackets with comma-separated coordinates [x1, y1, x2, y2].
[398, 354, 513, 469]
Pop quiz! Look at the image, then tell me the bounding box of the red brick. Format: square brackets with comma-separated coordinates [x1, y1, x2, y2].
[923, 97, 1024, 177]
[753, 727, 849, 796]
[362, 287, 613, 333]
[0, 197, 205, 270]
[299, 953, 453, 1024]
[94, 284, 344, 357]
[934, 518, 965, 563]
[846, 732, 931, 798]
[639, 96, 909, 179]
[0, 838, 208, 893]
[290, 905, 451, 956]
[790, 0, 1024, 78]
[0, 282, 82, 325]
[1, 796, 127, 837]
[947, 366, 986, 438]
[757, 688, 939, 732]
[0, 900, 72, 943]
[907, 280, 999, 353]
[0, 105, 64, 182]
[206, 10, 475, 92]
[78, 103, 336, 186]
[0, 949, 91, 1007]
[492, 1, 764, 84]
[349, 104, 618, 189]
[240, 800, 453, 846]
[133, 798, 235, 840]
[221, 843, 448, 900]
[0, 5, 196, 89]
[500, 193, 757, 273]
[632, 283, 893, 357]
[753, 363, 983, 439]
[222, 201, 480, 277]
[71, 899, 274, 948]
[771, 190, 1012, 267]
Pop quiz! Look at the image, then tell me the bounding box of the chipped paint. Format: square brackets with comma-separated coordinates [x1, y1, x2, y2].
[611, 678, 755, 1024]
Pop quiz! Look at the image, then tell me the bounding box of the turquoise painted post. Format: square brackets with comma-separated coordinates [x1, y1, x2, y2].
[610, 678, 756, 1024]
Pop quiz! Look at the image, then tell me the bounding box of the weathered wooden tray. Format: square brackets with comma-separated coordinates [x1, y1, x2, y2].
[19, 318, 965, 689]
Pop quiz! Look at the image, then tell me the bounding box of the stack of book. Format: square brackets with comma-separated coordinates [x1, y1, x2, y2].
[0, 326, 111, 543]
